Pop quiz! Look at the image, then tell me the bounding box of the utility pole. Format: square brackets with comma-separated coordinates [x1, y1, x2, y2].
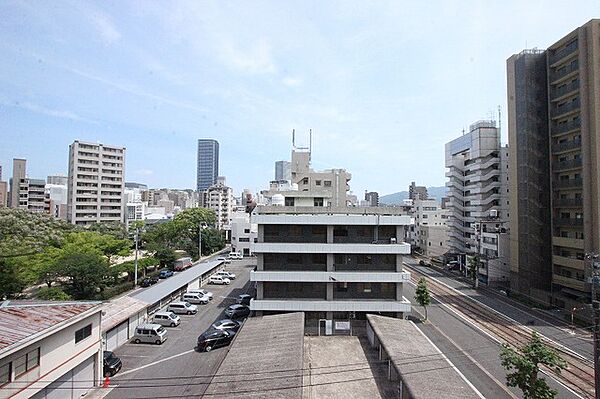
[134, 227, 139, 287]
[586, 253, 600, 399]
[198, 222, 202, 261]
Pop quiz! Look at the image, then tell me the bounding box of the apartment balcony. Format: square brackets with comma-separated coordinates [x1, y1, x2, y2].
[553, 178, 582, 190]
[467, 156, 500, 172]
[554, 218, 583, 227]
[552, 236, 584, 249]
[550, 80, 580, 101]
[552, 139, 581, 153]
[554, 158, 582, 172]
[552, 255, 585, 271]
[551, 119, 581, 136]
[252, 242, 411, 255]
[553, 198, 583, 208]
[552, 274, 586, 292]
[467, 169, 500, 184]
[250, 298, 411, 313]
[251, 271, 410, 283]
[549, 41, 578, 67]
[550, 98, 580, 119]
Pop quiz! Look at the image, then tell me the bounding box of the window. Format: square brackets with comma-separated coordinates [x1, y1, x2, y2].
[284, 197, 295, 206]
[324, 180, 332, 187]
[314, 197, 324, 207]
[244, 228, 250, 233]
[0, 363, 11, 385]
[14, 348, 39, 378]
[302, 177, 309, 185]
[239, 237, 250, 242]
[315, 180, 322, 186]
[289, 225, 302, 236]
[75, 324, 92, 343]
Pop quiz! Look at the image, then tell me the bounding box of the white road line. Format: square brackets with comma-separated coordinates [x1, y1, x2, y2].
[117, 349, 195, 377]
[117, 355, 150, 358]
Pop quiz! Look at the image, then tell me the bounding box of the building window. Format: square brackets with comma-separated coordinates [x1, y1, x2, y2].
[314, 197, 324, 207]
[315, 180, 322, 186]
[289, 225, 302, 236]
[0, 363, 11, 385]
[239, 238, 250, 242]
[75, 324, 92, 343]
[302, 178, 309, 185]
[244, 228, 250, 233]
[14, 348, 39, 378]
[324, 181, 332, 187]
[284, 197, 295, 207]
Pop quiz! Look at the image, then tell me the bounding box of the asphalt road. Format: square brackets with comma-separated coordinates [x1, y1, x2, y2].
[404, 257, 581, 399]
[105, 258, 256, 399]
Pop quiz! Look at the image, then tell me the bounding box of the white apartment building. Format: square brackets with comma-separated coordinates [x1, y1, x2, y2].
[409, 198, 449, 260]
[201, 177, 233, 230]
[445, 121, 510, 282]
[250, 206, 413, 328]
[44, 184, 68, 220]
[230, 211, 258, 256]
[0, 301, 103, 399]
[67, 141, 125, 226]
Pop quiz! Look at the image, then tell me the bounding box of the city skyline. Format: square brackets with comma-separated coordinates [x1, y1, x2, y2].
[0, 2, 597, 196]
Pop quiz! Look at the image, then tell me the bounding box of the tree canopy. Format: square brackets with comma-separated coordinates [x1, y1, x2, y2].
[415, 277, 431, 320]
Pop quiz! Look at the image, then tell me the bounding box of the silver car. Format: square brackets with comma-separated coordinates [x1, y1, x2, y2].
[153, 311, 181, 327]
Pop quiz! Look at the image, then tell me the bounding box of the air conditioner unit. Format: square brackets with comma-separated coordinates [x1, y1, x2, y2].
[489, 209, 498, 218]
[390, 237, 397, 244]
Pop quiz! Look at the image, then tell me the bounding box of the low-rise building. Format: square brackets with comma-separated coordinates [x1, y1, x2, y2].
[230, 211, 257, 256]
[0, 301, 103, 399]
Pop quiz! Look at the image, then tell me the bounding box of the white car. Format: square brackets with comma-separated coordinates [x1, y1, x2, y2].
[182, 292, 210, 305]
[187, 289, 213, 300]
[217, 256, 232, 264]
[209, 275, 231, 285]
[216, 270, 236, 280]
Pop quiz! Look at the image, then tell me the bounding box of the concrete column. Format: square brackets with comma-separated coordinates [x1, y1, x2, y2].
[327, 283, 333, 300]
[326, 311, 333, 320]
[256, 254, 264, 271]
[327, 225, 334, 243]
[258, 224, 264, 242]
[256, 281, 264, 299]
[396, 225, 403, 242]
[396, 282, 403, 300]
[327, 254, 334, 271]
[396, 255, 403, 272]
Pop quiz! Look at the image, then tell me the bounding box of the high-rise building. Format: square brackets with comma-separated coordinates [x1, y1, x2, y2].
[0, 164, 6, 207]
[364, 191, 379, 207]
[408, 182, 428, 200]
[507, 19, 600, 308]
[67, 140, 125, 225]
[274, 160, 291, 181]
[197, 139, 219, 191]
[445, 121, 510, 283]
[408, 198, 450, 260]
[47, 175, 68, 185]
[201, 176, 233, 230]
[8, 158, 45, 212]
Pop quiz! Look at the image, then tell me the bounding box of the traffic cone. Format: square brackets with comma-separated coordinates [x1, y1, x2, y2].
[103, 375, 110, 388]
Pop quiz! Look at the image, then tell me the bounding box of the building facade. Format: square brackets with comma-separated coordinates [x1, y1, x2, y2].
[67, 140, 126, 226]
[250, 206, 413, 326]
[197, 139, 219, 191]
[274, 160, 291, 181]
[201, 177, 233, 230]
[507, 19, 600, 308]
[230, 211, 258, 256]
[364, 191, 380, 207]
[8, 159, 46, 213]
[408, 182, 428, 200]
[409, 198, 449, 260]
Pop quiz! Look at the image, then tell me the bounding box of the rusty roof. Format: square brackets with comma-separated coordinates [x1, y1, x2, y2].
[0, 301, 100, 352]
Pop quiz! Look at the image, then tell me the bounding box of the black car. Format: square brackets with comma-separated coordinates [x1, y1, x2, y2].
[140, 276, 159, 287]
[418, 260, 426, 266]
[211, 319, 242, 333]
[197, 329, 236, 352]
[224, 304, 250, 319]
[103, 351, 122, 377]
[236, 294, 252, 306]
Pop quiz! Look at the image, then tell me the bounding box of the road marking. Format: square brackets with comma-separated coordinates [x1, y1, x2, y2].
[117, 355, 150, 358]
[117, 349, 195, 377]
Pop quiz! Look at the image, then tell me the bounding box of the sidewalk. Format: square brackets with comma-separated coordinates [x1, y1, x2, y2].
[85, 385, 115, 399]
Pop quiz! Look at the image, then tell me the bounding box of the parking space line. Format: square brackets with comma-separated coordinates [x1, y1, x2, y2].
[117, 349, 196, 377]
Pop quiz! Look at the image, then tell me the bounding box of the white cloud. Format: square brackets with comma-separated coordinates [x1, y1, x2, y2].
[89, 10, 121, 44]
[282, 77, 302, 87]
[1, 100, 98, 124]
[218, 37, 276, 74]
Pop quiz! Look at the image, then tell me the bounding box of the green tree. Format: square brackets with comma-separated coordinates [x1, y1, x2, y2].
[468, 255, 480, 280]
[59, 251, 113, 299]
[154, 247, 177, 268]
[0, 259, 26, 299]
[201, 227, 226, 256]
[64, 231, 130, 263]
[414, 277, 431, 320]
[85, 222, 128, 240]
[36, 287, 71, 301]
[499, 332, 567, 399]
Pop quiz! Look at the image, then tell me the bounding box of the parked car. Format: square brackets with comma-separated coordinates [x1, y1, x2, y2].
[140, 276, 159, 287]
[103, 351, 122, 377]
[209, 275, 231, 285]
[237, 294, 252, 306]
[227, 252, 243, 260]
[132, 323, 167, 345]
[167, 301, 198, 315]
[196, 329, 236, 352]
[187, 289, 213, 300]
[182, 292, 210, 305]
[224, 304, 250, 319]
[419, 260, 426, 266]
[211, 319, 242, 333]
[159, 270, 174, 279]
[216, 270, 236, 280]
[217, 256, 232, 264]
[446, 261, 460, 271]
[153, 311, 181, 327]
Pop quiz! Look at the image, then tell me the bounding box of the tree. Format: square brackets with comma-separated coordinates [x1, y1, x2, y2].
[414, 277, 431, 320]
[499, 332, 567, 399]
[0, 259, 27, 299]
[59, 251, 113, 299]
[154, 247, 177, 268]
[36, 287, 71, 301]
[85, 222, 128, 240]
[201, 227, 226, 256]
[63, 232, 130, 263]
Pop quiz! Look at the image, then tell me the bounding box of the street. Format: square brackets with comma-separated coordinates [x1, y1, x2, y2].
[105, 258, 256, 399]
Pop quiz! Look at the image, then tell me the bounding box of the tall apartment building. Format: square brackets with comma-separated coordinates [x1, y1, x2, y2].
[445, 121, 510, 270]
[8, 159, 45, 213]
[364, 191, 380, 207]
[67, 141, 125, 226]
[409, 198, 449, 260]
[197, 139, 219, 191]
[201, 177, 233, 230]
[250, 206, 413, 328]
[47, 175, 68, 185]
[507, 19, 600, 308]
[409, 182, 428, 200]
[274, 160, 291, 181]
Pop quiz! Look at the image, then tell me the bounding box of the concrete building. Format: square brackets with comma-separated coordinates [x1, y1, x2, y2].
[473, 218, 510, 287]
[408, 181, 428, 200]
[44, 183, 68, 219]
[0, 301, 103, 399]
[364, 191, 379, 207]
[0, 165, 5, 207]
[197, 139, 219, 191]
[250, 206, 413, 327]
[409, 198, 449, 260]
[67, 140, 126, 226]
[445, 121, 510, 275]
[230, 211, 258, 256]
[507, 19, 600, 308]
[201, 177, 233, 230]
[8, 159, 46, 213]
[46, 175, 67, 185]
[274, 160, 291, 181]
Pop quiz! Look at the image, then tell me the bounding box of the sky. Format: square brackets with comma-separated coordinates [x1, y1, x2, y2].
[0, 1, 597, 197]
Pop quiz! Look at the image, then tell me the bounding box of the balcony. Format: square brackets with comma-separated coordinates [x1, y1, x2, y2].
[551, 119, 581, 136]
[552, 236, 584, 249]
[253, 242, 411, 255]
[552, 274, 586, 292]
[553, 255, 585, 271]
[251, 270, 410, 283]
[554, 158, 582, 172]
[552, 139, 581, 153]
[553, 178, 582, 190]
[553, 198, 583, 207]
[551, 98, 580, 119]
[549, 40, 578, 66]
[554, 218, 583, 227]
[551, 80, 579, 100]
[250, 298, 411, 313]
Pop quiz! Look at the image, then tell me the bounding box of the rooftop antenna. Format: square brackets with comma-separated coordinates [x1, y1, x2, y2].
[292, 129, 296, 149]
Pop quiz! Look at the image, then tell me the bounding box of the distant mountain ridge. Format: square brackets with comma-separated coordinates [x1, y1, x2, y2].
[379, 186, 447, 205]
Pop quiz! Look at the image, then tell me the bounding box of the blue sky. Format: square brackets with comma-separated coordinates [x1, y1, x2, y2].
[0, 1, 597, 196]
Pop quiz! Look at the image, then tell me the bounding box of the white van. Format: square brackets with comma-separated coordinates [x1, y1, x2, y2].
[153, 311, 181, 327]
[228, 252, 243, 260]
[132, 324, 167, 345]
[182, 292, 210, 305]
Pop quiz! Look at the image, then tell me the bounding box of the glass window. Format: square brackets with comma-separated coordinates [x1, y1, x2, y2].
[0, 363, 10, 385]
[13, 355, 26, 377]
[26, 349, 39, 370]
[75, 324, 92, 343]
[324, 180, 332, 187]
[284, 197, 295, 206]
[314, 197, 324, 207]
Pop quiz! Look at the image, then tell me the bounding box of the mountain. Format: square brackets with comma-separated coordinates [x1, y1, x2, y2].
[379, 186, 447, 205]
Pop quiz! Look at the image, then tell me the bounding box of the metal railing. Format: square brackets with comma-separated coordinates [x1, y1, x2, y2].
[549, 40, 578, 65]
[553, 198, 583, 207]
[552, 139, 581, 153]
[554, 218, 584, 227]
[553, 178, 583, 189]
[551, 80, 579, 99]
[552, 118, 581, 135]
[551, 98, 580, 118]
[554, 158, 582, 171]
[549, 59, 579, 83]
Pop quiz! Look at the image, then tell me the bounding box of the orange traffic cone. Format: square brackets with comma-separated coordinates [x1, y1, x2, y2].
[103, 375, 110, 388]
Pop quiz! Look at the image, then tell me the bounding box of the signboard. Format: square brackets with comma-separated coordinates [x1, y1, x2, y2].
[335, 321, 351, 330]
[325, 320, 333, 335]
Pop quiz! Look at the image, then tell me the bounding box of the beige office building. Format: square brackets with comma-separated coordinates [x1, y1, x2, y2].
[67, 140, 125, 225]
[508, 19, 600, 309]
[8, 158, 46, 213]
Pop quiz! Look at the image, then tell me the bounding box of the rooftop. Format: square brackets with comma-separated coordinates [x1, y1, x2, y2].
[101, 296, 148, 332]
[254, 205, 409, 216]
[0, 301, 100, 353]
[203, 312, 305, 398]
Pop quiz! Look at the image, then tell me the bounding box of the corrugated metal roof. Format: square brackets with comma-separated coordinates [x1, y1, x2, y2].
[101, 296, 148, 332]
[0, 301, 99, 351]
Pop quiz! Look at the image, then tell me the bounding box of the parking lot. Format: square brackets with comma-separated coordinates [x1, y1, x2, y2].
[105, 257, 256, 399]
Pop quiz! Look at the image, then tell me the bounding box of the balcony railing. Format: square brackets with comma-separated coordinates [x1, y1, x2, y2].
[553, 198, 583, 207]
[553, 178, 583, 189]
[552, 119, 581, 136]
[552, 139, 581, 153]
[551, 98, 580, 118]
[554, 218, 583, 227]
[554, 158, 582, 171]
[549, 40, 578, 66]
[551, 80, 579, 99]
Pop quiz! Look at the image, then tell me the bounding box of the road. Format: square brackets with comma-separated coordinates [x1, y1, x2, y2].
[105, 258, 256, 399]
[403, 256, 582, 399]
